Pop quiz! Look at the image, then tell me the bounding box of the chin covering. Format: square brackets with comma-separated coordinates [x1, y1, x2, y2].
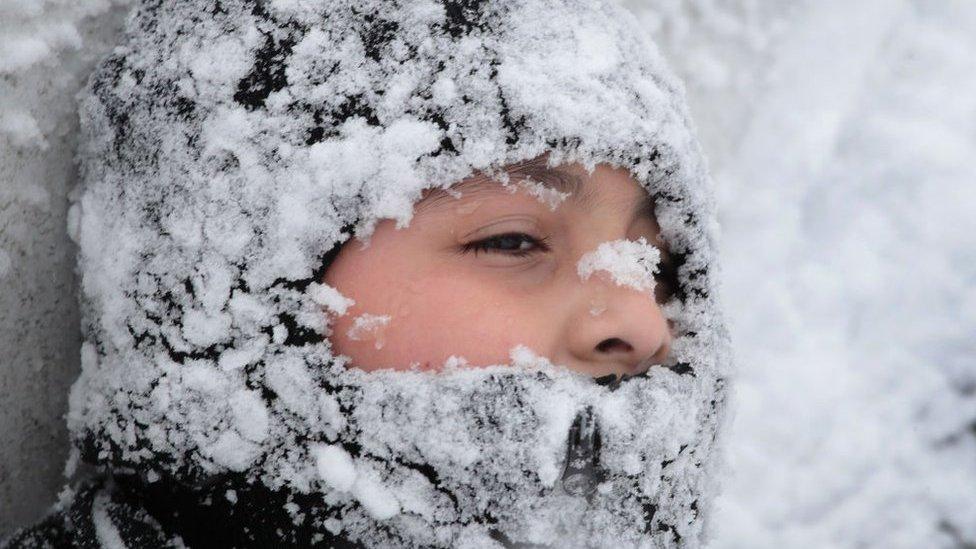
[61, 0, 731, 547]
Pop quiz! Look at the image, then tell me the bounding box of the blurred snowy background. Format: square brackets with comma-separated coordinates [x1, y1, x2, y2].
[2, 0, 974, 546]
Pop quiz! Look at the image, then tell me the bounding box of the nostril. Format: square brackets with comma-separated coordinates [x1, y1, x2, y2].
[595, 337, 632, 354]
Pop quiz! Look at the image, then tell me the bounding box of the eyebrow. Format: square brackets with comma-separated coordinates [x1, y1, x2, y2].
[415, 164, 658, 225]
[413, 165, 579, 213]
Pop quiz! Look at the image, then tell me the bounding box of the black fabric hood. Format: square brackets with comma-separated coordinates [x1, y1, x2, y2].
[65, 0, 731, 546]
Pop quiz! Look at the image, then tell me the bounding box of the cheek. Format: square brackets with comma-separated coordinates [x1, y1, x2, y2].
[327, 270, 547, 370]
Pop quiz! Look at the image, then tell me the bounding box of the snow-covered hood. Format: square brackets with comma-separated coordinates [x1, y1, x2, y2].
[68, 0, 731, 546]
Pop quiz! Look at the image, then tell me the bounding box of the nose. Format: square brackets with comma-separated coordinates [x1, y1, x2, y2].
[562, 274, 672, 379]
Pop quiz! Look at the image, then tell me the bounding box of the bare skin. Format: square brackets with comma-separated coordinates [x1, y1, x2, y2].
[323, 159, 676, 378]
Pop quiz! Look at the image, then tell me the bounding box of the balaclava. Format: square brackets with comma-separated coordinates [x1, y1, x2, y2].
[66, 0, 731, 547]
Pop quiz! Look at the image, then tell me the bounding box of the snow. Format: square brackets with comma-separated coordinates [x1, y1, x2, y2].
[625, 0, 976, 546]
[0, 248, 11, 279]
[271, 324, 288, 345]
[0, 110, 47, 149]
[515, 179, 571, 211]
[312, 444, 358, 493]
[217, 343, 265, 372]
[307, 282, 356, 316]
[181, 309, 233, 348]
[228, 390, 270, 443]
[203, 431, 261, 473]
[351, 468, 401, 521]
[0, 0, 133, 535]
[577, 237, 660, 294]
[10, 0, 969, 547]
[346, 313, 392, 350]
[91, 492, 128, 549]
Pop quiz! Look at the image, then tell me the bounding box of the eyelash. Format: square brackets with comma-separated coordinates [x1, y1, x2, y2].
[461, 233, 681, 301]
[460, 232, 551, 258]
[461, 230, 677, 280]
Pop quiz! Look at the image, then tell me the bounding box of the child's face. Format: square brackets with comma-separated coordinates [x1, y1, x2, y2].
[322, 161, 675, 378]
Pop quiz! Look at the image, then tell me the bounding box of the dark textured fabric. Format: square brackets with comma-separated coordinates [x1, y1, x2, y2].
[2, 474, 371, 549]
[3, 477, 173, 548]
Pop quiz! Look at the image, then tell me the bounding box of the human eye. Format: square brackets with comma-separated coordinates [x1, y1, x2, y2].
[460, 232, 551, 258]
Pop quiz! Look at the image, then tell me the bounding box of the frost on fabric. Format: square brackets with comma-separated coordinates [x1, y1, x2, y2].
[91, 492, 128, 549]
[307, 282, 355, 316]
[577, 237, 661, 294]
[67, 0, 730, 547]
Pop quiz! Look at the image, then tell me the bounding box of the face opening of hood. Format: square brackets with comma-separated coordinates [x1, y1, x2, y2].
[66, 0, 732, 547]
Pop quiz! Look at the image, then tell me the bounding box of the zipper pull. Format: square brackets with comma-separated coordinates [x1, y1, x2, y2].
[560, 406, 605, 497]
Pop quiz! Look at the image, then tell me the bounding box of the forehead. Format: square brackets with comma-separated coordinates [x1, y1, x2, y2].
[415, 161, 652, 216]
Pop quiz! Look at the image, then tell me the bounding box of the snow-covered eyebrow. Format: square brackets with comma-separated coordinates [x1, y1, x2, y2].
[413, 166, 584, 215]
[415, 166, 589, 214]
[414, 165, 658, 226]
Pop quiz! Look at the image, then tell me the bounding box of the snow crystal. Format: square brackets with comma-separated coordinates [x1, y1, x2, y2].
[352, 467, 401, 521]
[179, 362, 229, 396]
[228, 389, 269, 443]
[440, 355, 470, 370]
[271, 324, 288, 345]
[0, 110, 47, 149]
[312, 444, 357, 493]
[204, 431, 261, 472]
[62, 446, 80, 478]
[65, 203, 83, 246]
[54, 485, 76, 513]
[307, 282, 355, 316]
[217, 344, 263, 372]
[430, 76, 458, 106]
[532, 390, 578, 486]
[515, 179, 571, 210]
[577, 237, 661, 293]
[186, 35, 252, 89]
[508, 344, 555, 370]
[264, 356, 318, 421]
[323, 517, 342, 535]
[346, 313, 391, 350]
[181, 309, 232, 348]
[91, 492, 128, 549]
